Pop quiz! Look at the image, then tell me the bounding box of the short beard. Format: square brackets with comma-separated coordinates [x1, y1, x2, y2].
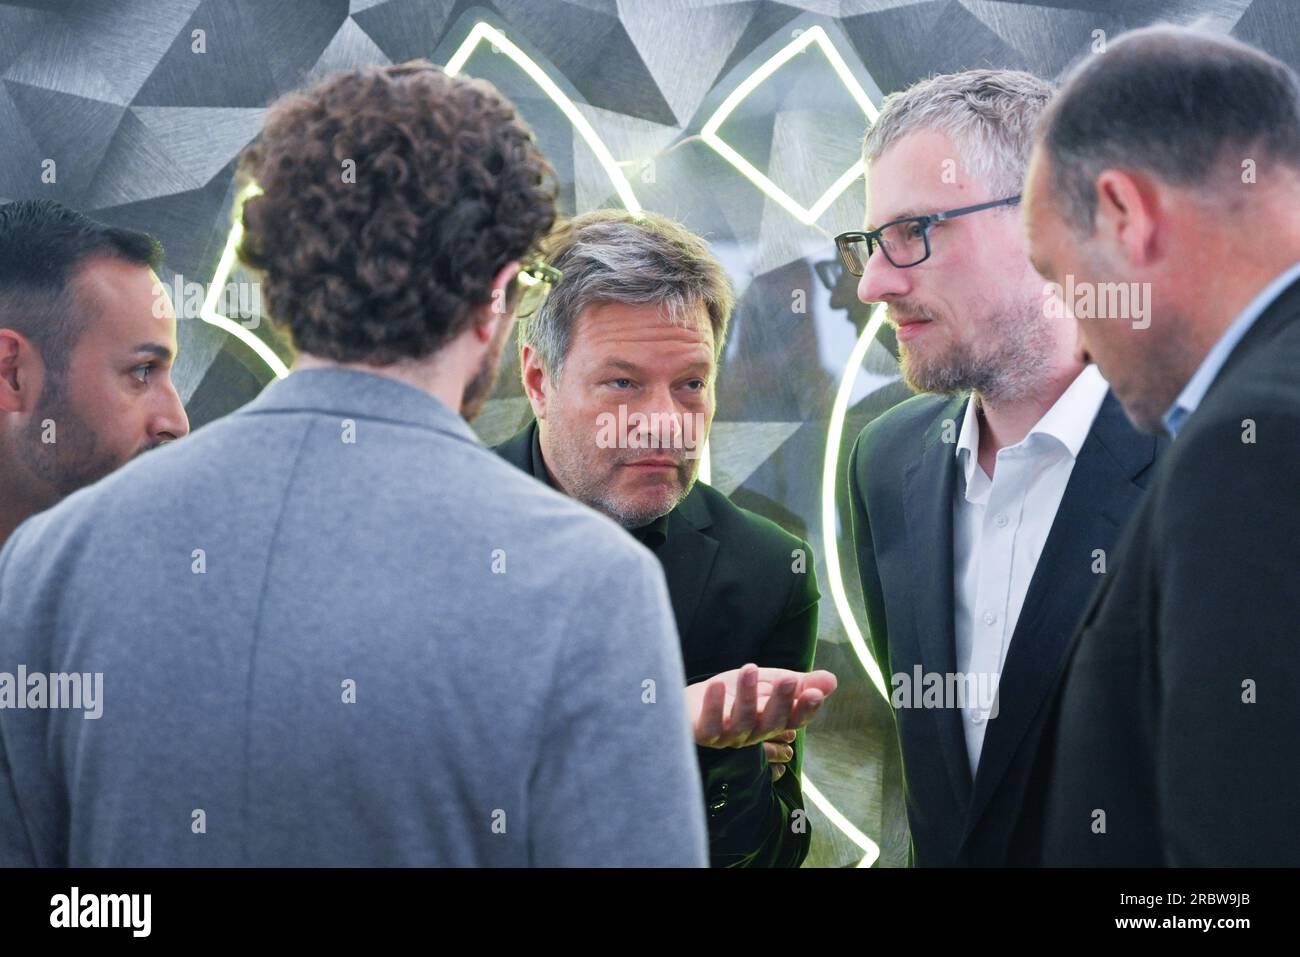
[23, 373, 124, 500]
[898, 296, 1056, 406]
[461, 317, 513, 422]
[542, 415, 698, 529]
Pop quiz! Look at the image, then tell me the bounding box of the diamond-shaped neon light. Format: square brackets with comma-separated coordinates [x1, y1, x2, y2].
[701, 25, 878, 225]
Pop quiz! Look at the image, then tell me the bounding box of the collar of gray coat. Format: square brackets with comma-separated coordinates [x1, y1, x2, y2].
[237, 367, 482, 446]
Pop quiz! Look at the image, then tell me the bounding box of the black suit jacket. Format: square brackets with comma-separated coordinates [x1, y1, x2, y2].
[495, 421, 819, 867]
[1034, 276, 1300, 866]
[848, 386, 1162, 866]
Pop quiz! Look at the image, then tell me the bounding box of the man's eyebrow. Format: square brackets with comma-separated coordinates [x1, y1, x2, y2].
[598, 358, 645, 374]
[675, 361, 714, 379]
[598, 357, 713, 375]
[131, 343, 174, 361]
[865, 208, 928, 231]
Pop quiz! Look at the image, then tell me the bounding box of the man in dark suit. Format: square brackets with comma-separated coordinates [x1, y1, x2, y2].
[1023, 25, 1300, 865]
[495, 209, 836, 867]
[841, 69, 1162, 865]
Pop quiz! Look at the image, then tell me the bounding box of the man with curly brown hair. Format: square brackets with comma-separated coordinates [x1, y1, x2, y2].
[0, 62, 709, 866]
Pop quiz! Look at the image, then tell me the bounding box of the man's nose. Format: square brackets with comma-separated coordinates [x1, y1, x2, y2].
[153, 380, 191, 443]
[633, 386, 687, 448]
[857, 249, 912, 305]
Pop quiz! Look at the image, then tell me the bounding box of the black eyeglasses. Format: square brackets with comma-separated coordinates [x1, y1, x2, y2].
[514, 262, 563, 318]
[834, 195, 1021, 274]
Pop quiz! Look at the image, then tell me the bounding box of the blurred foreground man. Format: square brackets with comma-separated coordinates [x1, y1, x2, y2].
[0, 64, 708, 866]
[496, 210, 837, 867]
[842, 70, 1161, 866]
[1024, 26, 1300, 865]
[0, 201, 188, 549]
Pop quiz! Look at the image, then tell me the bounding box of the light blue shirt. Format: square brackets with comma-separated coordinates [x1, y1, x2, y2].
[1163, 261, 1300, 437]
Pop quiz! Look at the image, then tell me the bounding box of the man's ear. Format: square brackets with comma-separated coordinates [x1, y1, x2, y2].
[519, 343, 549, 420]
[0, 329, 39, 414]
[473, 261, 522, 343]
[1094, 168, 1161, 268]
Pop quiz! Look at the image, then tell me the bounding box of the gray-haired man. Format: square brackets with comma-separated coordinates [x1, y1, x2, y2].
[494, 209, 837, 867]
[842, 69, 1162, 865]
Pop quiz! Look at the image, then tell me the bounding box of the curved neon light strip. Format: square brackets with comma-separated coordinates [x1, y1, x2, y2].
[199, 183, 289, 379]
[446, 22, 642, 215]
[820, 305, 890, 700]
[802, 776, 880, 867]
[700, 25, 878, 226]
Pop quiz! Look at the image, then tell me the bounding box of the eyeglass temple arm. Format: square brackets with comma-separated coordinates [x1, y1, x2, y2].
[840, 195, 1020, 249]
[930, 194, 1022, 225]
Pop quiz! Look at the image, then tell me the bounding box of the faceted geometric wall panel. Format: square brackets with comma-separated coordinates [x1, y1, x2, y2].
[3, 0, 1295, 868]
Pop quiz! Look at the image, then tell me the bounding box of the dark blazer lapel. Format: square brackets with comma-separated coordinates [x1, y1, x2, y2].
[963, 391, 1159, 836]
[901, 394, 971, 805]
[659, 487, 720, 647]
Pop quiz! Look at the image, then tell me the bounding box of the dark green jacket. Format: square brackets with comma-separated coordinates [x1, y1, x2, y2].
[495, 420, 819, 867]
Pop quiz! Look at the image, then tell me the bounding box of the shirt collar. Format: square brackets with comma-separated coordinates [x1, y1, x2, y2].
[1162, 260, 1300, 438]
[528, 425, 670, 550]
[955, 364, 1110, 491]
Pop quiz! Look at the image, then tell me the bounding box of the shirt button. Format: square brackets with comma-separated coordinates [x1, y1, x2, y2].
[995, 513, 1009, 527]
[983, 611, 997, 626]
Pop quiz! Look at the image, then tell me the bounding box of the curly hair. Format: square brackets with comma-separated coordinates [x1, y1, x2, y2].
[236, 61, 556, 364]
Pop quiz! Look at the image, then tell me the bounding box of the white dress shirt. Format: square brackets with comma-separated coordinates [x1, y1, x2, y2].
[951, 364, 1110, 777]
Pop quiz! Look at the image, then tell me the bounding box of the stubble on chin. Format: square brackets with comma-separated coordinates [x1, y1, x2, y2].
[898, 298, 1056, 403]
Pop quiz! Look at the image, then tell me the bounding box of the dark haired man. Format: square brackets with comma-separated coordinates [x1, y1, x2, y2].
[0, 200, 188, 549]
[0, 63, 708, 866]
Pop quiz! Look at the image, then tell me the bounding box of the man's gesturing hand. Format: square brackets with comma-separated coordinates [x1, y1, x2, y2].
[686, 664, 838, 749]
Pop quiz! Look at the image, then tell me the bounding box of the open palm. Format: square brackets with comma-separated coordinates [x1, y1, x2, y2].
[686, 663, 838, 748]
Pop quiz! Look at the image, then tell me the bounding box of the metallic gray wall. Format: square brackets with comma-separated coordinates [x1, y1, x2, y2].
[3, 0, 1296, 866]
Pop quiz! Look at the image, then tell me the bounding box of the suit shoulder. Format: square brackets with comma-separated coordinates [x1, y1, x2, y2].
[1160, 383, 1300, 502]
[852, 391, 957, 458]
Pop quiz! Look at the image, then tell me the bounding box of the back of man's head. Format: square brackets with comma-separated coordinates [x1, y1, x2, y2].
[235, 61, 557, 365]
[0, 199, 162, 383]
[1039, 24, 1300, 236]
